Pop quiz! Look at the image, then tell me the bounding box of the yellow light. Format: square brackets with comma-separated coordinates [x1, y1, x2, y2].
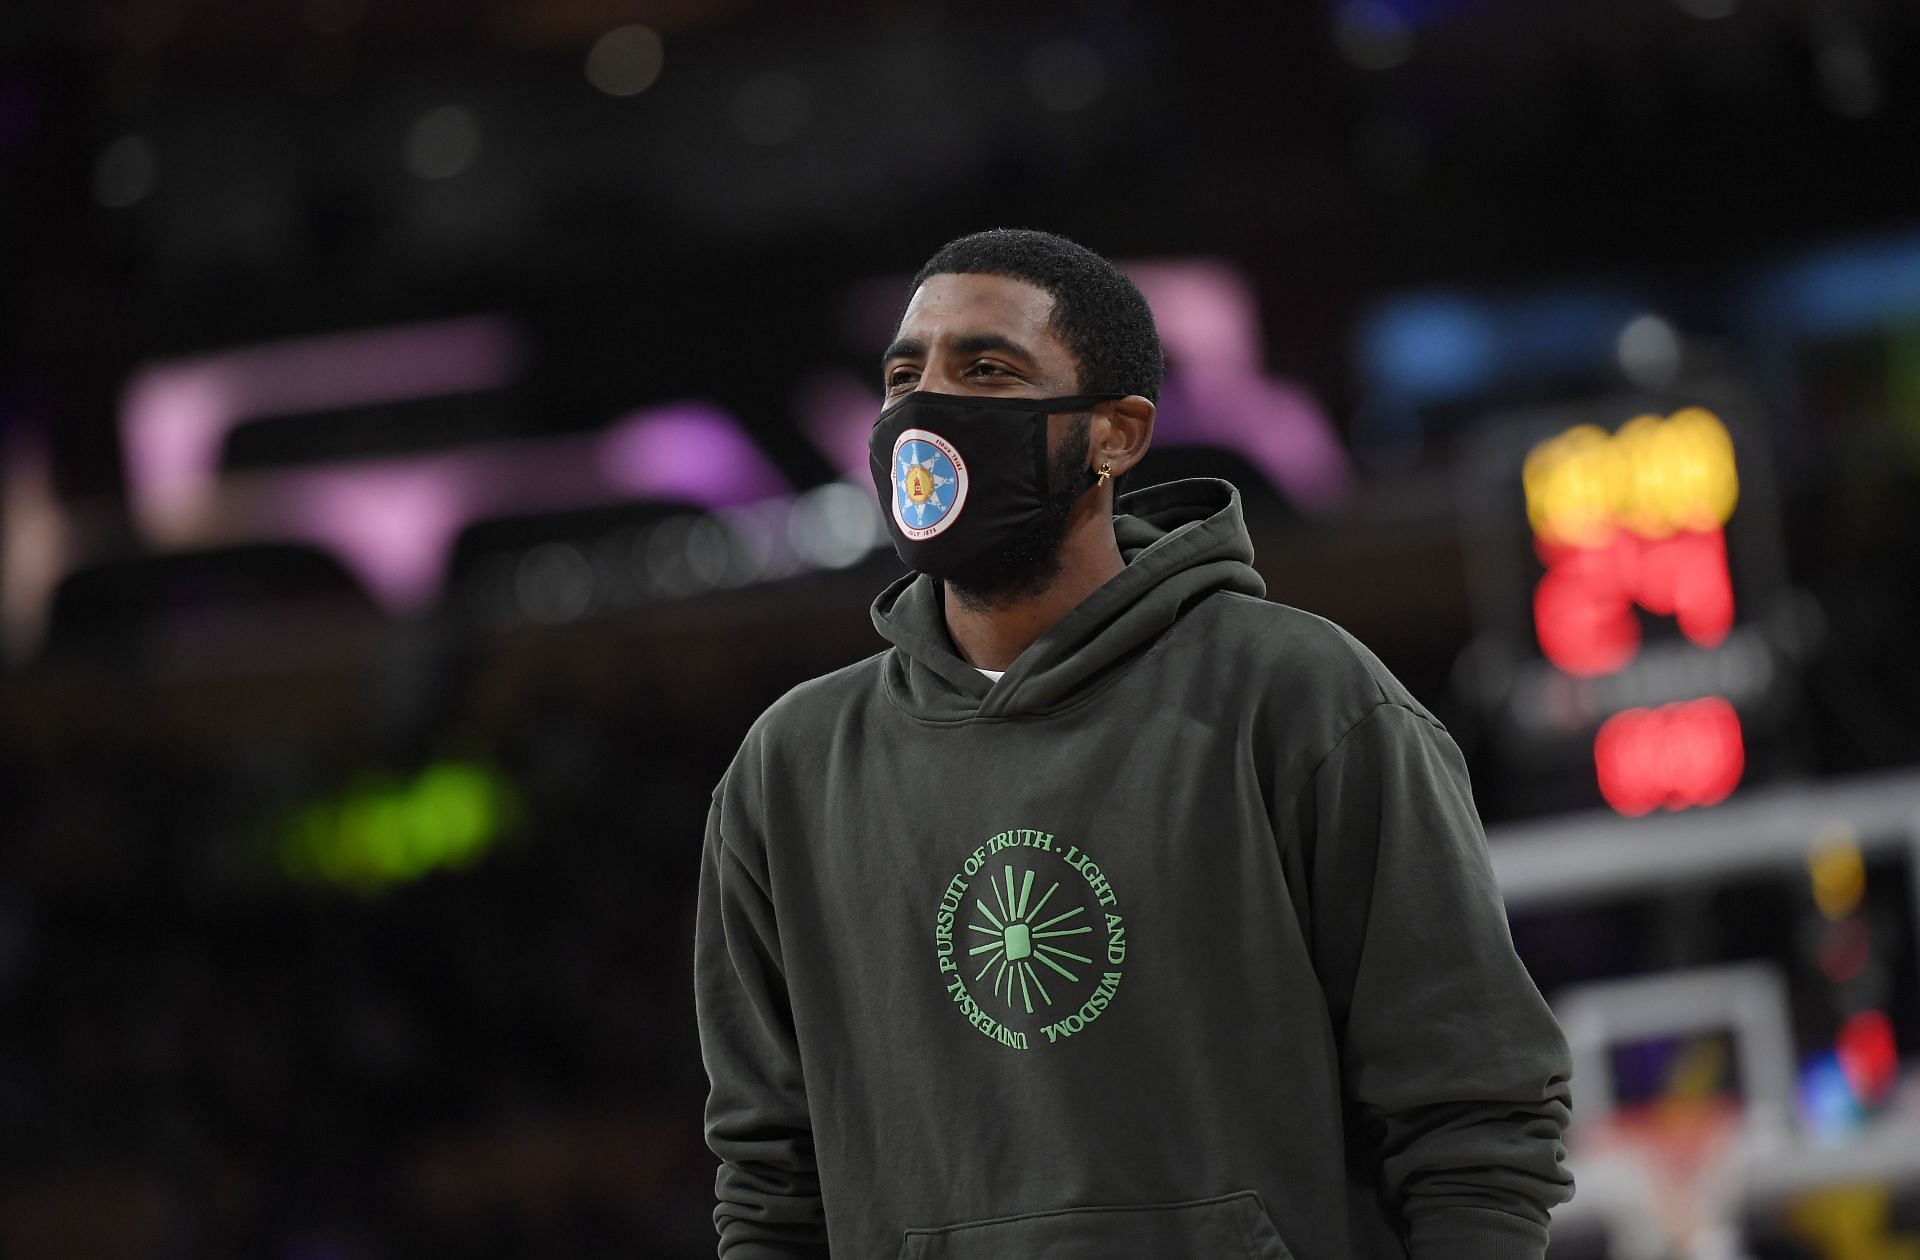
[1661, 1036, 1729, 1100]
[1523, 424, 1620, 547]
[1784, 1185, 1908, 1259]
[1808, 824, 1866, 921]
[1523, 408, 1739, 546]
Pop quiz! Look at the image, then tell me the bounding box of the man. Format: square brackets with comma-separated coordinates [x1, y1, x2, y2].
[695, 228, 1574, 1258]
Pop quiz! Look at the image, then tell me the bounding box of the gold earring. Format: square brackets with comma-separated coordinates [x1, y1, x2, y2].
[1095, 462, 1113, 486]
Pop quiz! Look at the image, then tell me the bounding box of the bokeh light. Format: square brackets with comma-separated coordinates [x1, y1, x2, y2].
[404, 105, 481, 179]
[585, 25, 664, 98]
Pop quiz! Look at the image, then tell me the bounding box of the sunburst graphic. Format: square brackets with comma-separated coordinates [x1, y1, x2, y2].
[896, 443, 956, 526]
[966, 864, 1095, 1014]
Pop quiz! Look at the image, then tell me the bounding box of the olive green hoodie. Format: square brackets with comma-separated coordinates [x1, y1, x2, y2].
[695, 478, 1573, 1259]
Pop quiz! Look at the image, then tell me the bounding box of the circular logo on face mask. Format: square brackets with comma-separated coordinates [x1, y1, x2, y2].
[890, 429, 968, 540]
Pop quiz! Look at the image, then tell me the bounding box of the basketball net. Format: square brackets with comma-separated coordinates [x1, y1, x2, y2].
[1584, 1097, 1744, 1250]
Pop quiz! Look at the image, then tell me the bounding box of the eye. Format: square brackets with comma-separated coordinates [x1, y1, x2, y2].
[885, 366, 920, 392]
[967, 361, 1014, 380]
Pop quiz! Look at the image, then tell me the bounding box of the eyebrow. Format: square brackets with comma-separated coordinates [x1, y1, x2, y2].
[880, 331, 1039, 370]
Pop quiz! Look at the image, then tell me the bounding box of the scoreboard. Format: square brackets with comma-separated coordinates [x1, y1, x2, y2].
[1455, 388, 1806, 820]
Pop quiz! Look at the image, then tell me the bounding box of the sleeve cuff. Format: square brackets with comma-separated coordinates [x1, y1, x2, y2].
[1407, 1206, 1550, 1260]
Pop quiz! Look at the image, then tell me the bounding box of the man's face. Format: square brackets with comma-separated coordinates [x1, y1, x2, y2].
[881, 273, 1096, 607]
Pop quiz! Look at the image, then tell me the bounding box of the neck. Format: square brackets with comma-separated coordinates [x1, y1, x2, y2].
[943, 500, 1124, 672]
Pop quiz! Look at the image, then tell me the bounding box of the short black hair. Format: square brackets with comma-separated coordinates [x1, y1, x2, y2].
[908, 228, 1165, 402]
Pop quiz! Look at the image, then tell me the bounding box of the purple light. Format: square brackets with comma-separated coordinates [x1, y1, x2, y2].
[122, 404, 790, 613]
[282, 461, 475, 610]
[797, 371, 883, 485]
[120, 315, 524, 535]
[597, 404, 790, 507]
[1128, 260, 1353, 511]
[113, 317, 810, 613]
[1151, 374, 1354, 513]
[1127, 260, 1266, 378]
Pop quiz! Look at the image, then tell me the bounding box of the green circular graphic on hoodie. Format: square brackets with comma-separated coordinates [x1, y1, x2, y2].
[932, 828, 1126, 1052]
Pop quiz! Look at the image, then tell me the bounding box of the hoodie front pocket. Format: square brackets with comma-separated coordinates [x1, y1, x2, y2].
[897, 1190, 1292, 1260]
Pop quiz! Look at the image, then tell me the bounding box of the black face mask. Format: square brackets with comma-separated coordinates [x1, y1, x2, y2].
[868, 390, 1122, 577]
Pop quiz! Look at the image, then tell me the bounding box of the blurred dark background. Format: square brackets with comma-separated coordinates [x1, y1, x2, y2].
[4, 1, 1920, 1256]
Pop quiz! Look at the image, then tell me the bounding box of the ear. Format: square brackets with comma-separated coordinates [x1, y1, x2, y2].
[1093, 395, 1155, 476]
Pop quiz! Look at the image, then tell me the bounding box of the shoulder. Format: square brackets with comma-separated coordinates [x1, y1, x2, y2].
[1193, 596, 1463, 814]
[757, 648, 890, 735]
[1197, 591, 1443, 743]
[716, 649, 890, 799]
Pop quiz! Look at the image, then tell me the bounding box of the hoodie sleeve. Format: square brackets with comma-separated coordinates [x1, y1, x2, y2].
[1301, 702, 1574, 1260]
[694, 786, 829, 1259]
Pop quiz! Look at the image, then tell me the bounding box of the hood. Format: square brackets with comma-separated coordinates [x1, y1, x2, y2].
[869, 477, 1266, 721]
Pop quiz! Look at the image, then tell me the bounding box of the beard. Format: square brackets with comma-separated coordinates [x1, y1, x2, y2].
[945, 414, 1093, 612]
